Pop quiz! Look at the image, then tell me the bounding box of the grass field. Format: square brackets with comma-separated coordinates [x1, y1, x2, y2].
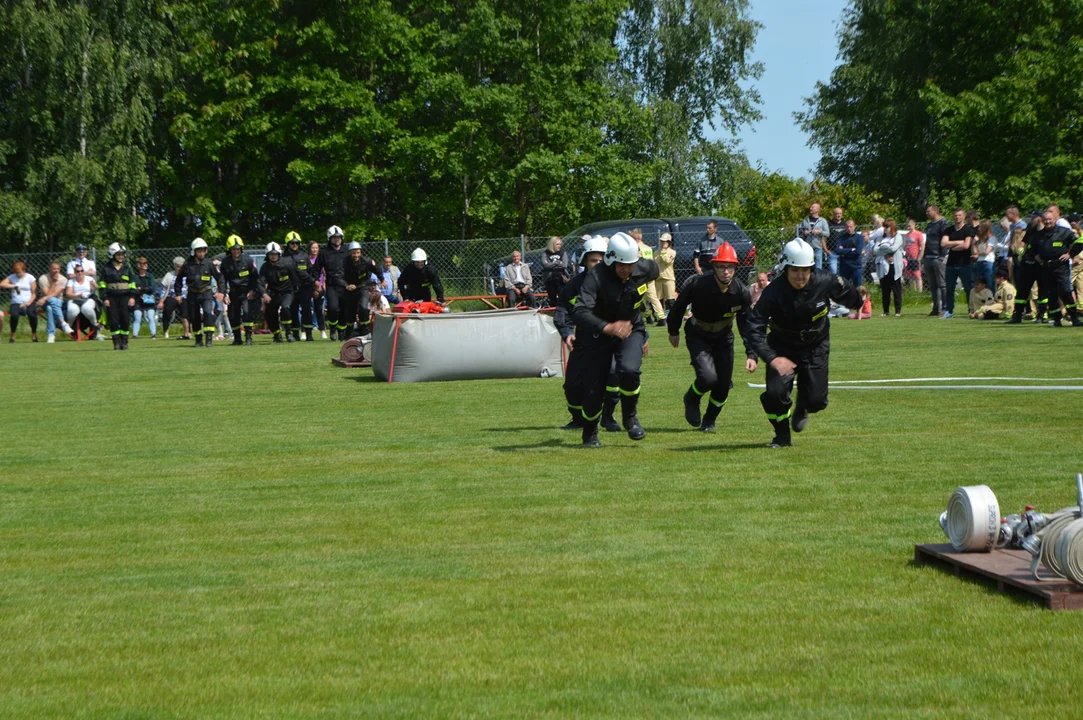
[3, 310, 1083, 718]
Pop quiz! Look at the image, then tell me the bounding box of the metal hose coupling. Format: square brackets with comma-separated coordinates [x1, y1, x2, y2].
[941, 485, 1000, 552]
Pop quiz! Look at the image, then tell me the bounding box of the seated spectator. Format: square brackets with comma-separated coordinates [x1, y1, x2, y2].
[378, 255, 401, 304]
[36, 262, 74, 342]
[504, 250, 535, 307]
[834, 219, 864, 286]
[968, 275, 994, 316]
[65, 243, 97, 279]
[367, 279, 391, 315]
[750, 272, 770, 306]
[847, 286, 873, 319]
[132, 256, 159, 339]
[971, 269, 1015, 319]
[64, 265, 100, 336]
[1, 261, 39, 342]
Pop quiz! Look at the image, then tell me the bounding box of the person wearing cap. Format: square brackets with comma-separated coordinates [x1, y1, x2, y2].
[319, 225, 348, 340]
[175, 238, 224, 347]
[972, 269, 1016, 319]
[655, 234, 677, 314]
[219, 234, 259, 345]
[283, 231, 315, 341]
[553, 236, 619, 431]
[668, 242, 757, 433]
[259, 242, 300, 343]
[66, 244, 97, 279]
[98, 243, 137, 350]
[342, 241, 379, 339]
[570, 231, 660, 447]
[399, 248, 445, 304]
[746, 238, 861, 448]
[160, 256, 190, 339]
[540, 237, 569, 307]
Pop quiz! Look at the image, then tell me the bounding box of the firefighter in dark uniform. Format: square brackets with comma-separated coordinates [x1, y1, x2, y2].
[554, 236, 612, 430]
[283, 231, 315, 341]
[342, 241, 379, 339]
[319, 225, 348, 340]
[570, 232, 659, 447]
[1006, 215, 1047, 323]
[220, 234, 259, 345]
[175, 238, 224, 347]
[399, 247, 446, 304]
[1033, 209, 1083, 327]
[747, 238, 861, 448]
[259, 241, 300, 343]
[668, 242, 758, 432]
[99, 242, 136, 350]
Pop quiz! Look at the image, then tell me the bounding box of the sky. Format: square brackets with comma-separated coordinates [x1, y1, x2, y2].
[710, 0, 849, 179]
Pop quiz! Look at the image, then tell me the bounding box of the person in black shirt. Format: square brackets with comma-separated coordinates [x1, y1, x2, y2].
[827, 206, 846, 274]
[175, 238, 224, 347]
[940, 208, 976, 318]
[220, 234, 259, 345]
[746, 238, 861, 448]
[342, 241, 379, 339]
[399, 248, 445, 303]
[1022, 209, 1083, 326]
[692, 220, 720, 275]
[923, 205, 949, 315]
[283, 231, 314, 341]
[99, 243, 136, 350]
[668, 242, 757, 433]
[259, 242, 300, 343]
[319, 225, 348, 340]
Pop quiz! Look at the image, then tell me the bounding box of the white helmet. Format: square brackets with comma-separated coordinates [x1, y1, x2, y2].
[581, 236, 608, 255]
[190, 237, 208, 255]
[266, 241, 283, 256]
[604, 232, 639, 265]
[411, 248, 427, 262]
[327, 225, 344, 239]
[780, 238, 815, 269]
[347, 241, 362, 251]
[107, 242, 126, 259]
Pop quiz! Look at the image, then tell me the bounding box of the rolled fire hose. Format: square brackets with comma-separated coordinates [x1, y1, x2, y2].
[940, 485, 1000, 552]
[1022, 476, 1083, 582]
[340, 337, 364, 363]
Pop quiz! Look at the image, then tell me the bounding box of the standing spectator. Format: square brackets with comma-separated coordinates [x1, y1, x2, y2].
[378, 255, 401, 305]
[540, 237, 570, 305]
[922, 204, 949, 315]
[630, 228, 665, 325]
[131, 256, 159, 339]
[693, 220, 721, 275]
[1047, 204, 1072, 229]
[159, 256, 189, 340]
[827, 206, 846, 274]
[967, 276, 994, 316]
[2, 261, 39, 342]
[655, 233, 677, 314]
[750, 272, 770, 306]
[1070, 215, 1083, 311]
[940, 208, 976, 319]
[873, 219, 905, 316]
[834, 218, 864, 286]
[504, 250, 535, 307]
[903, 219, 925, 290]
[36, 262, 74, 342]
[309, 241, 327, 339]
[796, 203, 831, 269]
[973, 220, 996, 291]
[862, 214, 884, 282]
[64, 265, 100, 335]
[65, 244, 97, 279]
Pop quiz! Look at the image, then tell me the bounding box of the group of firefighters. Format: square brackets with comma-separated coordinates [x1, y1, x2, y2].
[555, 232, 861, 448]
[95, 226, 445, 348]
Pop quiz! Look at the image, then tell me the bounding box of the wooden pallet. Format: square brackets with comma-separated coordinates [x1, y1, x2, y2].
[914, 543, 1083, 610]
[331, 358, 371, 368]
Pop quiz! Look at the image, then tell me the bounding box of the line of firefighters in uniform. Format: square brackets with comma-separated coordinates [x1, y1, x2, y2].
[554, 233, 862, 448]
[93, 225, 446, 349]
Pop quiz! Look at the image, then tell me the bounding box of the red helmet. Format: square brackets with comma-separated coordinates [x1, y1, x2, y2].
[710, 242, 739, 264]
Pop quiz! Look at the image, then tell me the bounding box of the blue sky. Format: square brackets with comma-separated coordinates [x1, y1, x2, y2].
[709, 0, 849, 179]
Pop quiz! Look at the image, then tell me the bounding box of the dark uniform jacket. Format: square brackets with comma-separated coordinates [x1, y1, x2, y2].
[1029, 226, 1083, 264]
[554, 271, 588, 339]
[99, 262, 136, 299]
[746, 269, 861, 362]
[399, 263, 445, 303]
[319, 243, 348, 290]
[344, 255, 379, 289]
[175, 257, 222, 297]
[667, 274, 756, 360]
[258, 259, 299, 295]
[219, 254, 259, 296]
[286, 248, 314, 286]
[570, 258, 660, 336]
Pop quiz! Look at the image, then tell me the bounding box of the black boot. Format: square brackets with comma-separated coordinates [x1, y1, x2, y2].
[683, 386, 702, 427]
[305, 328, 314, 341]
[286, 328, 295, 342]
[204, 331, 213, 347]
[700, 399, 723, 432]
[600, 397, 621, 432]
[112, 335, 120, 350]
[245, 327, 253, 345]
[791, 405, 809, 432]
[581, 419, 601, 448]
[1053, 312, 1064, 327]
[769, 419, 792, 448]
[621, 394, 646, 441]
[292, 328, 301, 342]
[121, 335, 129, 350]
[1005, 305, 1024, 324]
[272, 331, 284, 344]
[560, 407, 583, 430]
[232, 330, 243, 346]
[1071, 308, 1083, 327]
[1035, 304, 1047, 323]
[194, 334, 203, 347]
[329, 327, 338, 342]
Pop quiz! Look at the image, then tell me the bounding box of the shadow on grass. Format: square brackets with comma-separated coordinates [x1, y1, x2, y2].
[907, 557, 1045, 609]
[345, 374, 383, 383]
[670, 442, 767, 452]
[491, 438, 573, 452]
[484, 426, 691, 434]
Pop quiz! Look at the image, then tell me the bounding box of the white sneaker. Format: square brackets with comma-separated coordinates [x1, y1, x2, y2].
[97, 334, 107, 341]
[321, 330, 328, 340]
[47, 333, 55, 343]
[61, 322, 73, 334]
[164, 331, 170, 339]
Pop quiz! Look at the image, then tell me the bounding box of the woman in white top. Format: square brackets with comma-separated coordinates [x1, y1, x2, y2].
[871, 219, 906, 316]
[1, 261, 39, 342]
[65, 265, 100, 330]
[973, 220, 996, 291]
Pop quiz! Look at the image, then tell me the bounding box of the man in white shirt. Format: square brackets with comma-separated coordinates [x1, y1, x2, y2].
[1047, 204, 1073, 229]
[66, 244, 97, 278]
[504, 250, 535, 307]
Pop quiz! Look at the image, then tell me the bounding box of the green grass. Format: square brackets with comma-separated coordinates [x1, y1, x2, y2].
[2, 313, 1083, 718]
